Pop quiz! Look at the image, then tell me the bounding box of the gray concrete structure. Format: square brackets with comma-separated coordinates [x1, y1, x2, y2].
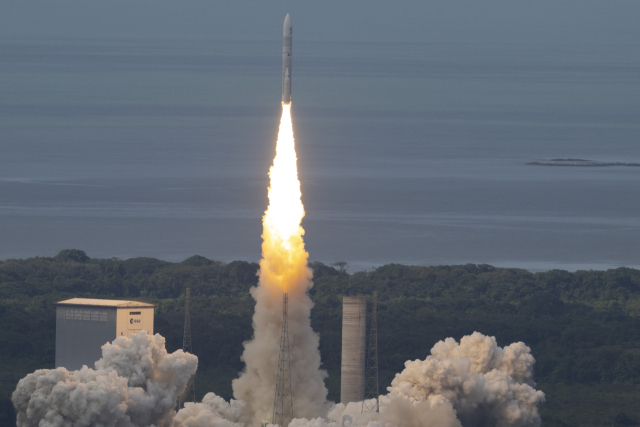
[340, 295, 367, 404]
[55, 298, 154, 371]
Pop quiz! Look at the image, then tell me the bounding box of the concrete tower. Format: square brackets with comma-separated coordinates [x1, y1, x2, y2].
[340, 295, 367, 404]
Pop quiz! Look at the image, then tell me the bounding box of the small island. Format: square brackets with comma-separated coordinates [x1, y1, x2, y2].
[528, 158, 640, 167]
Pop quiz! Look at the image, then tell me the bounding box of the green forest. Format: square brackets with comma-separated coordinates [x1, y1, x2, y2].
[1, 249, 640, 426]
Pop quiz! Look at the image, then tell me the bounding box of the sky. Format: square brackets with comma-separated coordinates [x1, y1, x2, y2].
[2, 0, 640, 45]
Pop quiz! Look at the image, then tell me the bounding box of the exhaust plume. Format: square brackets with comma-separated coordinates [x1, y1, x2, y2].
[180, 332, 543, 427]
[231, 103, 329, 426]
[174, 394, 246, 427]
[386, 332, 545, 426]
[276, 332, 544, 427]
[12, 331, 197, 427]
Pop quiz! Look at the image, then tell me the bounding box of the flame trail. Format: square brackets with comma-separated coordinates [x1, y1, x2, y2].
[232, 104, 329, 426]
[260, 104, 309, 294]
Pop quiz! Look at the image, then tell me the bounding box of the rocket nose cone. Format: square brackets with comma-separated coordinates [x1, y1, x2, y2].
[283, 13, 292, 36]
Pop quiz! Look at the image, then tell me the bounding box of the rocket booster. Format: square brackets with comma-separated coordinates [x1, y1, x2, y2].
[282, 13, 292, 104]
[283, 68, 291, 104]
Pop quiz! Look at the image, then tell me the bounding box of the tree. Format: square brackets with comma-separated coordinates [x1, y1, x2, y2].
[55, 249, 90, 263]
[331, 261, 349, 273]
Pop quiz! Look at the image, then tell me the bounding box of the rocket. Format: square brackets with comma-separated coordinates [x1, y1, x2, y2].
[282, 13, 292, 104]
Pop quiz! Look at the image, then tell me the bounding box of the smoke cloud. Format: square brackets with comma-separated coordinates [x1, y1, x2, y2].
[12, 331, 197, 427]
[291, 332, 544, 427]
[231, 282, 330, 425]
[174, 393, 245, 427]
[12, 326, 543, 427]
[386, 332, 545, 427]
[231, 104, 329, 426]
[175, 332, 544, 427]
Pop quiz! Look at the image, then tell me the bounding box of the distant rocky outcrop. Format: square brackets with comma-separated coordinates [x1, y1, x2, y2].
[528, 158, 640, 167]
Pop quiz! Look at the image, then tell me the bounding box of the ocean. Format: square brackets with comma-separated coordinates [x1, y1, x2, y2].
[1, 38, 639, 271]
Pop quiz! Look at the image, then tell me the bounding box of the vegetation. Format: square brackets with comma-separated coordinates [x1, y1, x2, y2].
[1, 250, 640, 426]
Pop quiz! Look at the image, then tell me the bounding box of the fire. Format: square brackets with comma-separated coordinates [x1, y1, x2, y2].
[259, 104, 311, 294]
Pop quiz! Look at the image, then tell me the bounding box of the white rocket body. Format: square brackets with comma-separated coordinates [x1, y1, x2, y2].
[282, 14, 292, 104]
[284, 68, 291, 104]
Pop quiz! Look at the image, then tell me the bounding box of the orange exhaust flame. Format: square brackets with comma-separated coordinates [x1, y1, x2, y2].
[259, 104, 311, 294]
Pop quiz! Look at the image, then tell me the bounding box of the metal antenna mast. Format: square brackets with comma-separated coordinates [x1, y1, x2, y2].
[180, 288, 196, 408]
[362, 291, 379, 413]
[272, 293, 294, 427]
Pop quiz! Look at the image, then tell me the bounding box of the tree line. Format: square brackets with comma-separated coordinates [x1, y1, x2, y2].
[1, 249, 639, 426]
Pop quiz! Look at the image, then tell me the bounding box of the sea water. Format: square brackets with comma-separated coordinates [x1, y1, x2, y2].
[1, 39, 639, 271]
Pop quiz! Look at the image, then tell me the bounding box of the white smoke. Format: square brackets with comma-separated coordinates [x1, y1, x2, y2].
[386, 332, 545, 427]
[12, 328, 543, 427]
[175, 332, 544, 427]
[323, 395, 462, 427]
[230, 104, 329, 427]
[174, 393, 245, 427]
[231, 283, 330, 426]
[12, 331, 197, 427]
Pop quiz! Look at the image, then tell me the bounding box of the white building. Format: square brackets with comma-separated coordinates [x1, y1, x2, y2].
[55, 298, 154, 370]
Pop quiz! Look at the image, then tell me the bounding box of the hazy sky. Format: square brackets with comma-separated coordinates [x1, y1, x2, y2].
[2, 1, 639, 45]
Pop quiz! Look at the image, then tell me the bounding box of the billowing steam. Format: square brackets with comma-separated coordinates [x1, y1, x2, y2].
[231, 104, 329, 425]
[12, 106, 545, 427]
[175, 394, 245, 427]
[378, 332, 544, 427]
[12, 329, 544, 427]
[182, 332, 544, 427]
[12, 331, 197, 427]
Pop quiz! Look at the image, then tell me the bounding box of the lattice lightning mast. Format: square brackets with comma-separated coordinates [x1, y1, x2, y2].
[180, 288, 196, 408]
[272, 293, 294, 427]
[362, 291, 379, 413]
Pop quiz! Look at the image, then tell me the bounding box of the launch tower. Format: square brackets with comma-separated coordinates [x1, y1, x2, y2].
[272, 293, 293, 427]
[362, 291, 379, 413]
[179, 288, 196, 408]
